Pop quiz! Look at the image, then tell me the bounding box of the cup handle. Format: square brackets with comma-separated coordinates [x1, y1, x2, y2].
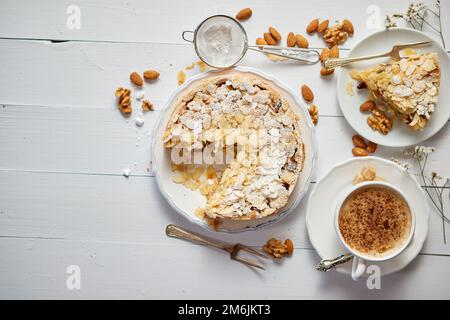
[351, 256, 367, 281]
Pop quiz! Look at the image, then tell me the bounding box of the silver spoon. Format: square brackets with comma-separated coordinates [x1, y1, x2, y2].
[316, 254, 353, 272]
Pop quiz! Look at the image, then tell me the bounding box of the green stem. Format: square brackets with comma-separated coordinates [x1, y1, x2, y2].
[431, 178, 448, 244]
[416, 158, 450, 233]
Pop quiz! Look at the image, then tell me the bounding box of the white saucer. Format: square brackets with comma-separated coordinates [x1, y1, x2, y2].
[306, 156, 430, 277]
[153, 66, 317, 233]
[337, 28, 450, 147]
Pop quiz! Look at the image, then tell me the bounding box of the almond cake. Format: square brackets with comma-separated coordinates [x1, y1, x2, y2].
[163, 75, 304, 221]
[351, 52, 440, 131]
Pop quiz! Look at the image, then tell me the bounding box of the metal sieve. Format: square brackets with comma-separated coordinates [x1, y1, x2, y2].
[182, 15, 320, 69]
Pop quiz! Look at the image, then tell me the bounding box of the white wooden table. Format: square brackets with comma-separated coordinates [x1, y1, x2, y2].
[1, 0, 449, 299]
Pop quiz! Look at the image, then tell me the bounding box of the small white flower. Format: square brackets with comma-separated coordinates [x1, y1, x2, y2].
[402, 162, 413, 170]
[422, 146, 436, 154]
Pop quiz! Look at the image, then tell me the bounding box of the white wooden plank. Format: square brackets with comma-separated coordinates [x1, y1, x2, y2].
[0, 104, 158, 176]
[0, 39, 344, 116]
[0, 237, 449, 299]
[1, 105, 450, 180]
[0, 171, 448, 255]
[0, 0, 431, 47]
[0, 39, 447, 115]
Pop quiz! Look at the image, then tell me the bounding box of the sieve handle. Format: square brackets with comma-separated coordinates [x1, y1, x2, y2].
[247, 45, 321, 64]
[182, 31, 195, 43]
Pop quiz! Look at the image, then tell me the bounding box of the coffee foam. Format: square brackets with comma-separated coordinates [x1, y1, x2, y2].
[338, 186, 412, 258]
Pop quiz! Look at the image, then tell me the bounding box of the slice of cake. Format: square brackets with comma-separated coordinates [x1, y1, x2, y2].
[351, 52, 440, 131]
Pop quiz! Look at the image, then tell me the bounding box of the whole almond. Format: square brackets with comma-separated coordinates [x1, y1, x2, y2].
[320, 47, 330, 63]
[269, 27, 282, 42]
[287, 32, 296, 47]
[264, 32, 277, 45]
[352, 147, 369, 157]
[130, 72, 143, 87]
[236, 8, 252, 21]
[320, 68, 334, 76]
[330, 45, 339, 58]
[306, 18, 319, 33]
[295, 34, 309, 48]
[342, 19, 354, 34]
[143, 70, 160, 81]
[360, 100, 376, 112]
[301, 84, 314, 102]
[256, 38, 268, 46]
[352, 134, 367, 148]
[367, 141, 378, 153]
[285, 239, 294, 255]
[317, 19, 329, 33]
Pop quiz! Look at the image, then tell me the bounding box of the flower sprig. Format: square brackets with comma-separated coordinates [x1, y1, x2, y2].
[392, 146, 450, 243]
[385, 1, 446, 49]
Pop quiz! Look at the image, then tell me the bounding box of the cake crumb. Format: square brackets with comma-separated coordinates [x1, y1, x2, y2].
[185, 62, 196, 70]
[135, 90, 145, 100]
[134, 116, 144, 127]
[353, 165, 385, 185]
[123, 168, 131, 178]
[196, 61, 208, 72]
[177, 70, 186, 85]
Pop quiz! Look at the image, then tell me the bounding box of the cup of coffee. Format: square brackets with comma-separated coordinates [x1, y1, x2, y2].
[334, 181, 415, 281]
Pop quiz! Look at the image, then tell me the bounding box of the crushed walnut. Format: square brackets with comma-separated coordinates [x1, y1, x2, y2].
[263, 238, 294, 259]
[308, 105, 319, 125]
[115, 87, 132, 115]
[367, 107, 393, 134]
[142, 99, 154, 112]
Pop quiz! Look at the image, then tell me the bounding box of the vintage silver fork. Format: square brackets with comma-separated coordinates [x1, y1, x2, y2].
[324, 40, 431, 69]
[165, 224, 268, 270]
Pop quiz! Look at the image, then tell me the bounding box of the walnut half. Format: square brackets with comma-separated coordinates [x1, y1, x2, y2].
[263, 238, 294, 259]
[367, 107, 393, 135]
[115, 87, 132, 115]
[323, 22, 348, 47]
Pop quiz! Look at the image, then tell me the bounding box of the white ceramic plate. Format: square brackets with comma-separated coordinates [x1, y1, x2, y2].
[306, 156, 430, 277]
[153, 66, 317, 233]
[337, 28, 450, 147]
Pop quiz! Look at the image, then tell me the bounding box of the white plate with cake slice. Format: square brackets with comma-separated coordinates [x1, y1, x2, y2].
[153, 66, 317, 232]
[337, 28, 450, 147]
[306, 156, 430, 277]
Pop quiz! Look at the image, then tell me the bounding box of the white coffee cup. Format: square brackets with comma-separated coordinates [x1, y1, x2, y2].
[334, 181, 416, 281]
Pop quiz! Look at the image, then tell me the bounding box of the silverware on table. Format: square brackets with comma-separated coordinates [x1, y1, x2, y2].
[165, 224, 269, 270]
[324, 40, 431, 69]
[246, 45, 321, 64]
[316, 254, 353, 272]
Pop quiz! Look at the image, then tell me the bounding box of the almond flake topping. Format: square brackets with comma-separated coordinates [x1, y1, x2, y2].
[163, 76, 304, 220]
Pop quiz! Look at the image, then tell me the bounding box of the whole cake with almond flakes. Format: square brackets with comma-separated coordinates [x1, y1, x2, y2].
[163, 75, 305, 221]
